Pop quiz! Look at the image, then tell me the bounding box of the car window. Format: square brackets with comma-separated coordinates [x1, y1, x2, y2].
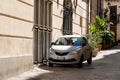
[54, 37, 82, 46]
[73, 37, 81, 46]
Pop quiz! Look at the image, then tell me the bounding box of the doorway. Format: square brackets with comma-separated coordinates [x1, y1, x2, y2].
[109, 5, 117, 41]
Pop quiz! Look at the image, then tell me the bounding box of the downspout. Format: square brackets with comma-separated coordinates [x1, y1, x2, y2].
[97, 0, 99, 15]
[90, 0, 92, 22]
[86, 0, 90, 33]
[38, 0, 43, 64]
[33, 0, 38, 64]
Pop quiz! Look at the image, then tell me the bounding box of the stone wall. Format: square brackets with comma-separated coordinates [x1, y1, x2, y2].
[0, 0, 90, 79]
[0, 0, 33, 79]
[0, 56, 33, 80]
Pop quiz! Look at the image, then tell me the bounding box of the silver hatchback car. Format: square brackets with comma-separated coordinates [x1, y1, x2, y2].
[49, 35, 92, 67]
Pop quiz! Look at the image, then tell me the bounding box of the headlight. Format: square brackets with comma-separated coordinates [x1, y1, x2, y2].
[50, 48, 55, 54]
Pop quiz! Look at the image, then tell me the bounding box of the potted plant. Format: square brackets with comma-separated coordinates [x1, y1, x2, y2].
[86, 16, 115, 56]
[86, 30, 102, 57]
[101, 30, 115, 49]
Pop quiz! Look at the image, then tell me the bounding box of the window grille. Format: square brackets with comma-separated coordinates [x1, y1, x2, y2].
[63, 0, 73, 35]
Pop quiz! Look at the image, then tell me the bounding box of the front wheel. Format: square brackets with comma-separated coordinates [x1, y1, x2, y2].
[49, 62, 53, 67]
[78, 55, 84, 68]
[87, 53, 92, 64]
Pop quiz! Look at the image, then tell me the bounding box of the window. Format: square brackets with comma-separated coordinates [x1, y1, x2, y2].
[63, 0, 73, 35]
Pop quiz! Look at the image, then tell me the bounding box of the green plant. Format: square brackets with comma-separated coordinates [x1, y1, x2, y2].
[87, 16, 104, 48]
[86, 32, 102, 48]
[89, 16, 113, 33]
[101, 30, 115, 48]
[87, 16, 115, 49]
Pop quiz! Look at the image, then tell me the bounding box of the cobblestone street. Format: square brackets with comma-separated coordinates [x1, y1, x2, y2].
[8, 46, 120, 80]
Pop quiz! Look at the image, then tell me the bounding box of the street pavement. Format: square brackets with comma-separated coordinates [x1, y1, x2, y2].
[8, 45, 120, 80]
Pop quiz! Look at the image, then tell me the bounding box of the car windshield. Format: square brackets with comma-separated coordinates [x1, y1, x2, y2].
[54, 37, 82, 46]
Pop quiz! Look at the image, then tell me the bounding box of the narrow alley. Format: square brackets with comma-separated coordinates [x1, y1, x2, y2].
[8, 46, 120, 80]
[0, 0, 120, 80]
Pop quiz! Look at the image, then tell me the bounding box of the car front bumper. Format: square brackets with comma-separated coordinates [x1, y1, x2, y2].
[49, 54, 80, 65]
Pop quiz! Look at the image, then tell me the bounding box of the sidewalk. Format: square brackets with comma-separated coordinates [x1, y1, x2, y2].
[7, 45, 120, 80]
[7, 66, 52, 80]
[92, 45, 120, 61]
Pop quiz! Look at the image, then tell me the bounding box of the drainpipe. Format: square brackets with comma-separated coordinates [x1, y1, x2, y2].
[86, 0, 90, 33]
[90, 0, 92, 22]
[33, 0, 38, 64]
[37, 0, 42, 64]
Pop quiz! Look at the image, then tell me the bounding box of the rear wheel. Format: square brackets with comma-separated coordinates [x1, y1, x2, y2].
[78, 55, 84, 68]
[87, 53, 92, 64]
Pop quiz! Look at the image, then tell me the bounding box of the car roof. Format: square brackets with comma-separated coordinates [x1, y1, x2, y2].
[60, 35, 83, 38]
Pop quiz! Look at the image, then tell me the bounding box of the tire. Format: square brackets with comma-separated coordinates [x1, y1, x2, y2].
[49, 62, 53, 67]
[78, 55, 84, 68]
[87, 53, 92, 64]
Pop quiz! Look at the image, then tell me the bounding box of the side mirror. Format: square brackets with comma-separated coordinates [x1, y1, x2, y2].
[51, 42, 55, 45]
[49, 42, 54, 48]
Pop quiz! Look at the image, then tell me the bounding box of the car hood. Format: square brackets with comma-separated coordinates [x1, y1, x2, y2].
[51, 45, 81, 52]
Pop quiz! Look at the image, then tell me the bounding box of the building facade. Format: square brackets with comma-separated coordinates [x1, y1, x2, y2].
[0, 0, 94, 79]
[0, 0, 33, 79]
[33, 0, 91, 66]
[103, 0, 120, 41]
[90, 0, 104, 22]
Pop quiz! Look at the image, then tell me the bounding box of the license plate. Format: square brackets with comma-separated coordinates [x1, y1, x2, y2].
[57, 56, 65, 60]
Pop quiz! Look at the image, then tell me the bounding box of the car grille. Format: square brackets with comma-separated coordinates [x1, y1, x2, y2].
[49, 58, 76, 62]
[55, 52, 69, 56]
